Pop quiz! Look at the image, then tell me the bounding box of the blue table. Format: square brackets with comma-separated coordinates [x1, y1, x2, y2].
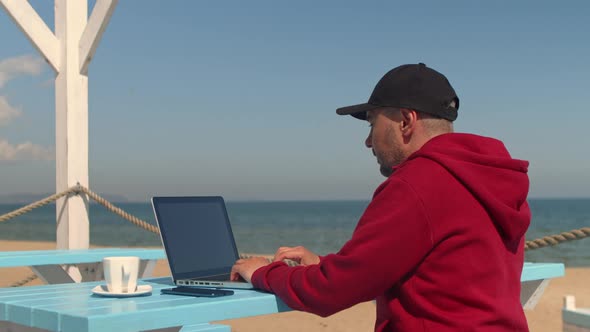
[0, 262, 564, 332]
[0, 277, 288, 332]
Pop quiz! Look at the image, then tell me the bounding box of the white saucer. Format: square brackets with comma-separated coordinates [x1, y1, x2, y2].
[91, 284, 152, 297]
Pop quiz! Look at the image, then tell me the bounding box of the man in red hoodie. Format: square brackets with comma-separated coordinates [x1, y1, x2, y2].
[231, 63, 531, 331]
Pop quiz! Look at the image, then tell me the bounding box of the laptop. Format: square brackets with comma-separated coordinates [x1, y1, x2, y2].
[151, 196, 253, 289]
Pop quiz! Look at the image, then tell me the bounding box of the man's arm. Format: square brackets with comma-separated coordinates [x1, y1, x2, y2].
[249, 178, 434, 317]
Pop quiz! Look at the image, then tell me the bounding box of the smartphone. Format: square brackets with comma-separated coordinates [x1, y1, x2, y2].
[161, 287, 234, 297]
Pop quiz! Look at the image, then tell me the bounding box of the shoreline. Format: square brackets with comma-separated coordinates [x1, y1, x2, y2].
[0, 240, 588, 331]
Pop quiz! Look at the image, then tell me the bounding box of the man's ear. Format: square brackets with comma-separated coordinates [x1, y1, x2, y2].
[399, 108, 418, 135]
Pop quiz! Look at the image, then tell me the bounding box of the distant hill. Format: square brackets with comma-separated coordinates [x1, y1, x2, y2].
[0, 193, 130, 205]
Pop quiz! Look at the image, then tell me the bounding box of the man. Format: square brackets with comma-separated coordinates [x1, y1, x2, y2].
[231, 63, 531, 331]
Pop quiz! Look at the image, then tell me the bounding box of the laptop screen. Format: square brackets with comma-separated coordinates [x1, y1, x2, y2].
[152, 196, 240, 280]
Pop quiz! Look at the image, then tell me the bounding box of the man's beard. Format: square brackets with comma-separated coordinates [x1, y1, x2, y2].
[377, 148, 406, 178]
[380, 164, 394, 177]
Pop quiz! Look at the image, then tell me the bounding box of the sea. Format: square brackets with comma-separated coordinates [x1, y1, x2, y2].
[0, 199, 588, 266]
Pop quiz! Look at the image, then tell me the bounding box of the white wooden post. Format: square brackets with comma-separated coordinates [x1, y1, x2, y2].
[54, 0, 90, 267]
[1, 0, 118, 281]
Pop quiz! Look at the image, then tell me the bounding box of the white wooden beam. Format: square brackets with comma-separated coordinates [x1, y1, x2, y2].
[0, 0, 60, 73]
[79, 0, 118, 75]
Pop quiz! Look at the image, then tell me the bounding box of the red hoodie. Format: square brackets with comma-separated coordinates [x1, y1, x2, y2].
[252, 133, 531, 331]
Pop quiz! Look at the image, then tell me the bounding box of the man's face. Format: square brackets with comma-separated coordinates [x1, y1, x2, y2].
[365, 108, 406, 177]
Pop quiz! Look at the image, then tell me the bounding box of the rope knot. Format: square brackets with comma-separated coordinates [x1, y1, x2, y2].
[74, 182, 83, 194]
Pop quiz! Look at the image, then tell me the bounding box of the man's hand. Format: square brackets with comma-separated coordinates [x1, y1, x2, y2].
[231, 257, 270, 283]
[273, 246, 320, 266]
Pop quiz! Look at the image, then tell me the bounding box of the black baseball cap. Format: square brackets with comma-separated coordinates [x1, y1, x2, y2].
[336, 63, 459, 121]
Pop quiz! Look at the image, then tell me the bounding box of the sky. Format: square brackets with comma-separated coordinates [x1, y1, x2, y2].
[1, 1, 590, 202]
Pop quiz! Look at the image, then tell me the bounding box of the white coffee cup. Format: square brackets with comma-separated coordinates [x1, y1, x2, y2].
[103, 256, 140, 293]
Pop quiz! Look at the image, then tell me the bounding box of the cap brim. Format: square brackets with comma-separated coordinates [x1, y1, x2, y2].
[336, 103, 380, 120]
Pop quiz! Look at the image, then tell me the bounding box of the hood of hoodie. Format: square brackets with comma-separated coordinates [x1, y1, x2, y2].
[405, 133, 531, 244]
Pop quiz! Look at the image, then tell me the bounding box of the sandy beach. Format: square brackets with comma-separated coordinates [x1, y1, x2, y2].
[0, 240, 587, 331]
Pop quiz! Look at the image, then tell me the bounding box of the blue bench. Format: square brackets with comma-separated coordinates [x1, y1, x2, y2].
[0, 250, 563, 307]
[0, 248, 167, 284]
[563, 295, 590, 332]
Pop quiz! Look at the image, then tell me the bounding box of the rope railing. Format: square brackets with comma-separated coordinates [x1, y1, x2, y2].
[76, 185, 160, 234]
[0, 184, 588, 286]
[524, 227, 590, 250]
[0, 187, 79, 223]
